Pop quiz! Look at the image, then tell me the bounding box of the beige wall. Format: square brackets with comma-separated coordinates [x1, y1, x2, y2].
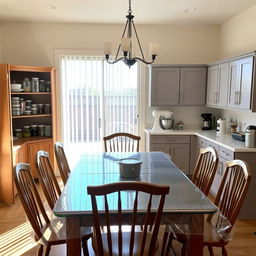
[218, 4, 256, 130]
[0, 22, 221, 137]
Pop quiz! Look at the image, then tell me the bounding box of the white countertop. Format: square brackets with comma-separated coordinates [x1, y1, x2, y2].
[144, 129, 256, 153]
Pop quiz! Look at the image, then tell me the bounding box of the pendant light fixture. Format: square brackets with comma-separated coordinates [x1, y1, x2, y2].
[103, 0, 159, 68]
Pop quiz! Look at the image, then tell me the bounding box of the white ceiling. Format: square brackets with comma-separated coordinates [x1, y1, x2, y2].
[0, 0, 256, 25]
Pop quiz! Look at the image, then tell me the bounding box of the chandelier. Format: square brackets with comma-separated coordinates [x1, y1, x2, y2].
[103, 0, 159, 68]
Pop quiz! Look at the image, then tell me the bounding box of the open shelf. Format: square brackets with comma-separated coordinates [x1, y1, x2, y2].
[12, 114, 52, 119]
[11, 92, 51, 95]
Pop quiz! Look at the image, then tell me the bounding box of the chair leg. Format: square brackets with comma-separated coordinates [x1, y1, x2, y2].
[37, 244, 44, 256]
[222, 246, 228, 256]
[44, 245, 51, 256]
[208, 246, 214, 256]
[165, 233, 177, 256]
[82, 238, 90, 256]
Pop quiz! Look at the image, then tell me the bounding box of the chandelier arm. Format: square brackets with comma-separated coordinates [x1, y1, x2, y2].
[115, 20, 129, 60]
[106, 57, 125, 64]
[132, 21, 145, 60]
[132, 56, 155, 65]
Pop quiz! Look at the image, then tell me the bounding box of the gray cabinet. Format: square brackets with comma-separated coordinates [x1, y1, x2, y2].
[228, 56, 253, 110]
[148, 135, 191, 175]
[149, 65, 207, 106]
[149, 67, 180, 106]
[180, 68, 206, 105]
[206, 63, 229, 108]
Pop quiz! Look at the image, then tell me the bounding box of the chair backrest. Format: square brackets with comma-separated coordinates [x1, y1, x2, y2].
[54, 141, 70, 184]
[192, 147, 219, 196]
[14, 163, 50, 241]
[37, 150, 62, 209]
[87, 181, 170, 256]
[208, 160, 251, 228]
[103, 132, 141, 152]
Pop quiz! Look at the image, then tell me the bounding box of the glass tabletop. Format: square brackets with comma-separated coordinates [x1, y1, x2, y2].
[54, 152, 217, 217]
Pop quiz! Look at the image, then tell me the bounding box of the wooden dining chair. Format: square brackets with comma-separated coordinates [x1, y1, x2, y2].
[54, 141, 70, 184]
[167, 159, 251, 256]
[87, 181, 170, 256]
[191, 147, 219, 196]
[36, 150, 93, 255]
[14, 163, 67, 256]
[103, 132, 141, 152]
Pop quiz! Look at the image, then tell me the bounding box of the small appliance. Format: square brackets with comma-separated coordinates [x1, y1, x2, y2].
[201, 113, 212, 130]
[216, 119, 226, 135]
[245, 125, 256, 148]
[152, 110, 174, 131]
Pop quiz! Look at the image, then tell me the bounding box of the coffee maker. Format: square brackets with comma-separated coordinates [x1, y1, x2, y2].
[201, 113, 212, 130]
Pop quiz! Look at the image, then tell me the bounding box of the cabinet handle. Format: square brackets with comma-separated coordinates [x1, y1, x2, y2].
[217, 91, 220, 103]
[221, 150, 229, 156]
[234, 92, 237, 105]
[237, 91, 240, 105]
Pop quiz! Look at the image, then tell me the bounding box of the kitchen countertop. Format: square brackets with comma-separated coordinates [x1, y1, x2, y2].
[144, 129, 256, 153]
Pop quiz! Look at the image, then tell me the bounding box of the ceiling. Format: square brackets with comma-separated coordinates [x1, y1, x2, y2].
[0, 0, 256, 25]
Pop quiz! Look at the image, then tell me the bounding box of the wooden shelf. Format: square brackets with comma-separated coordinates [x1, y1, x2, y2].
[11, 92, 51, 95]
[12, 114, 52, 119]
[13, 136, 52, 147]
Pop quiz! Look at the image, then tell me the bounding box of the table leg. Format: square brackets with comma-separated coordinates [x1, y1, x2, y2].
[66, 217, 81, 256]
[187, 214, 204, 256]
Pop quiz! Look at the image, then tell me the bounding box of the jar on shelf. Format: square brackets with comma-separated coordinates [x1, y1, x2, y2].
[38, 125, 45, 136]
[45, 81, 51, 92]
[37, 104, 44, 114]
[13, 128, 23, 138]
[23, 78, 31, 92]
[39, 80, 46, 92]
[44, 125, 52, 137]
[31, 77, 39, 92]
[44, 104, 51, 114]
[31, 107, 38, 115]
[23, 126, 31, 137]
[25, 99, 32, 106]
[20, 98, 25, 115]
[30, 125, 38, 136]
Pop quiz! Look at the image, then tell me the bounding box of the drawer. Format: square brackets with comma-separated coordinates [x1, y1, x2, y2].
[206, 140, 220, 152]
[219, 146, 234, 160]
[196, 137, 206, 148]
[150, 135, 190, 144]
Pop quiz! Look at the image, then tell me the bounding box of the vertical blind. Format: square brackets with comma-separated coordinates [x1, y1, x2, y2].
[60, 55, 138, 155]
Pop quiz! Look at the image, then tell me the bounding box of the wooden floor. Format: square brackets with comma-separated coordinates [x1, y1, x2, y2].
[1, 181, 256, 256]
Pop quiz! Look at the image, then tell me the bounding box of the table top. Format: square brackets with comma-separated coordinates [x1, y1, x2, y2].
[54, 152, 217, 217]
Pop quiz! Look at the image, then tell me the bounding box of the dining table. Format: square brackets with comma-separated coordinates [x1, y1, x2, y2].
[53, 151, 217, 256]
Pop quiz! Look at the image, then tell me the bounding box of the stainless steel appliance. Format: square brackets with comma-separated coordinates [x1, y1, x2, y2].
[152, 110, 174, 131]
[201, 113, 212, 130]
[245, 125, 256, 148]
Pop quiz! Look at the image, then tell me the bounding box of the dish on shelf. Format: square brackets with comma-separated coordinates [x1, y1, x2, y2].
[11, 89, 24, 92]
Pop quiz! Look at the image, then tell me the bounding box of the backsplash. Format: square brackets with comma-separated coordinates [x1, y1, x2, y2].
[219, 109, 256, 132]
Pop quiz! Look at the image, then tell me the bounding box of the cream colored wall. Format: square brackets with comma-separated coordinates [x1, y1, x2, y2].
[218, 4, 256, 131]
[0, 22, 221, 141]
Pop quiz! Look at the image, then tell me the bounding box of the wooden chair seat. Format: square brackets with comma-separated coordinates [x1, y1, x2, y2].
[92, 231, 159, 256]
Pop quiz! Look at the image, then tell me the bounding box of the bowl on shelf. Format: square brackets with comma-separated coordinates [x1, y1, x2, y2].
[11, 84, 22, 91]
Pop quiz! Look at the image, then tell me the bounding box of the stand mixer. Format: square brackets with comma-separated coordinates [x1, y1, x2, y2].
[152, 110, 174, 130]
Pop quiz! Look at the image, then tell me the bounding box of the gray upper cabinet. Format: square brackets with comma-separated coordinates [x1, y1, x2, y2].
[206, 65, 218, 107]
[228, 56, 253, 110]
[206, 63, 229, 108]
[149, 67, 180, 106]
[149, 65, 207, 106]
[180, 68, 206, 105]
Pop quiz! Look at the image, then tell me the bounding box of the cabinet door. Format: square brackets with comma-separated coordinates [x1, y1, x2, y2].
[27, 140, 53, 178]
[206, 65, 218, 107]
[150, 143, 170, 156]
[13, 146, 28, 165]
[236, 56, 253, 110]
[180, 68, 206, 105]
[150, 67, 180, 106]
[216, 63, 229, 108]
[169, 143, 190, 175]
[211, 157, 226, 196]
[228, 60, 241, 109]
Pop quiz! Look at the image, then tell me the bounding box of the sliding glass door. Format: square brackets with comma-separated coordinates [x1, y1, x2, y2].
[60, 55, 138, 161]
